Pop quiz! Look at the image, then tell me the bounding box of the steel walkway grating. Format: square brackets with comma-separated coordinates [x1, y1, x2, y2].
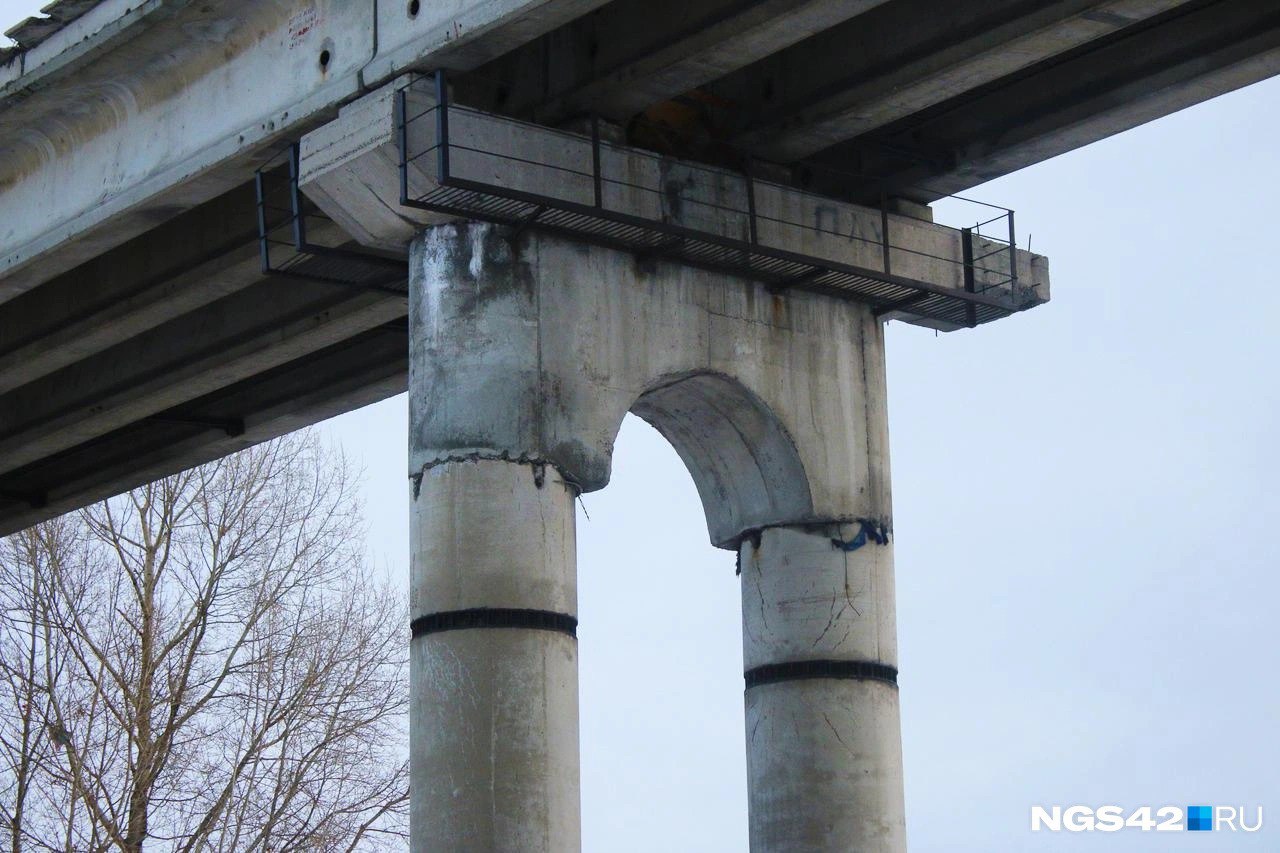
[395, 72, 1042, 330]
[409, 181, 1010, 328]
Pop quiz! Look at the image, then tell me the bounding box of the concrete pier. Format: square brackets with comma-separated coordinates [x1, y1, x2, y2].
[741, 525, 906, 851]
[402, 219, 912, 851]
[295, 78, 1041, 844]
[409, 458, 581, 852]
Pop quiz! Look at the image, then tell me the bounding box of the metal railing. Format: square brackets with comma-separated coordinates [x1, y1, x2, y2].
[254, 146, 407, 295]
[395, 71, 1039, 329]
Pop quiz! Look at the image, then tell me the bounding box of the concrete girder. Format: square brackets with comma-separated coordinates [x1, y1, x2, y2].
[366, 0, 611, 83]
[0, 0, 167, 93]
[0, 182, 262, 395]
[886, 1, 1280, 198]
[0, 0, 375, 304]
[0, 280, 407, 476]
[0, 320, 407, 537]
[459, 0, 890, 123]
[3, 0, 1279, 313]
[0, 0, 605, 305]
[721, 0, 1196, 161]
[804, 0, 1280, 201]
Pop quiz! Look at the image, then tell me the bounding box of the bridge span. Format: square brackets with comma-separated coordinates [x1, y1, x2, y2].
[2, 0, 1275, 533]
[1, 1, 1276, 849]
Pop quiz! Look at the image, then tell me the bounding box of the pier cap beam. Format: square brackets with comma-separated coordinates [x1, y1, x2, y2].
[299, 79, 1049, 335]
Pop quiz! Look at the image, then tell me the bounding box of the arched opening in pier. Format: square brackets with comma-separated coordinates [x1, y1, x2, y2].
[580, 372, 810, 850]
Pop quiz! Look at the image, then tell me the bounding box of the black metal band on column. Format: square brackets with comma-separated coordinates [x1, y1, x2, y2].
[744, 659, 898, 689]
[411, 608, 578, 639]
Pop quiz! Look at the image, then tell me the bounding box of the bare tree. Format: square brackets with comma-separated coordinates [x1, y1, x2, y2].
[0, 433, 408, 852]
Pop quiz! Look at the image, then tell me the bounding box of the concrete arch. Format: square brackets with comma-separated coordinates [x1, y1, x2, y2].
[630, 372, 812, 549]
[409, 223, 892, 551]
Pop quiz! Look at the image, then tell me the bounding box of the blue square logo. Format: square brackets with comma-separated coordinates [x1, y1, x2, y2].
[1187, 805, 1213, 832]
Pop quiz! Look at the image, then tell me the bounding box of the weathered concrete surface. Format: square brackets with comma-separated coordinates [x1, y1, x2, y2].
[741, 525, 905, 851]
[409, 222, 896, 548]
[409, 222, 908, 849]
[745, 678, 905, 851]
[412, 461, 576, 616]
[0, 0, 374, 302]
[0, 0, 604, 302]
[409, 458, 580, 852]
[3, 0, 1278, 309]
[365, 0, 611, 83]
[741, 526, 897, 672]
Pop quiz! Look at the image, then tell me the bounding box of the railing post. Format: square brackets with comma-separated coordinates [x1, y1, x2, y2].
[397, 88, 410, 205]
[745, 158, 758, 246]
[591, 115, 603, 208]
[435, 69, 450, 184]
[1007, 209, 1018, 289]
[962, 226, 977, 328]
[880, 190, 891, 275]
[288, 144, 307, 248]
[253, 168, 271, 274]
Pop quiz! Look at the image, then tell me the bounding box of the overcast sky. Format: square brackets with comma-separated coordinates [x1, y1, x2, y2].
[5, 3, 1278, 850]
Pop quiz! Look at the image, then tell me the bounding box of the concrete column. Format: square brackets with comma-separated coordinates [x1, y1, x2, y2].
[740, 522, 906, 852]
[410, 459, 580, 852]
[407, 223, 583, 852]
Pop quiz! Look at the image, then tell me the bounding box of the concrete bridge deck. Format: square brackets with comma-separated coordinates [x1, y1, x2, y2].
[1, 0, 1277, 534]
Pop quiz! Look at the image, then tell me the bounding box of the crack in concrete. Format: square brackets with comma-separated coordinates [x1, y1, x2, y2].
[813, 591, 840, 648]
[823, 711, 855, 757]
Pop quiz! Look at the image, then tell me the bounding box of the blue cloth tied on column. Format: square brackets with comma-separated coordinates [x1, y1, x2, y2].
[830, 519, 890, 552]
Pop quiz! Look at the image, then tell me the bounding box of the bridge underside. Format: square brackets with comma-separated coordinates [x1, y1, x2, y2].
[1, 0, 1277, 534]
